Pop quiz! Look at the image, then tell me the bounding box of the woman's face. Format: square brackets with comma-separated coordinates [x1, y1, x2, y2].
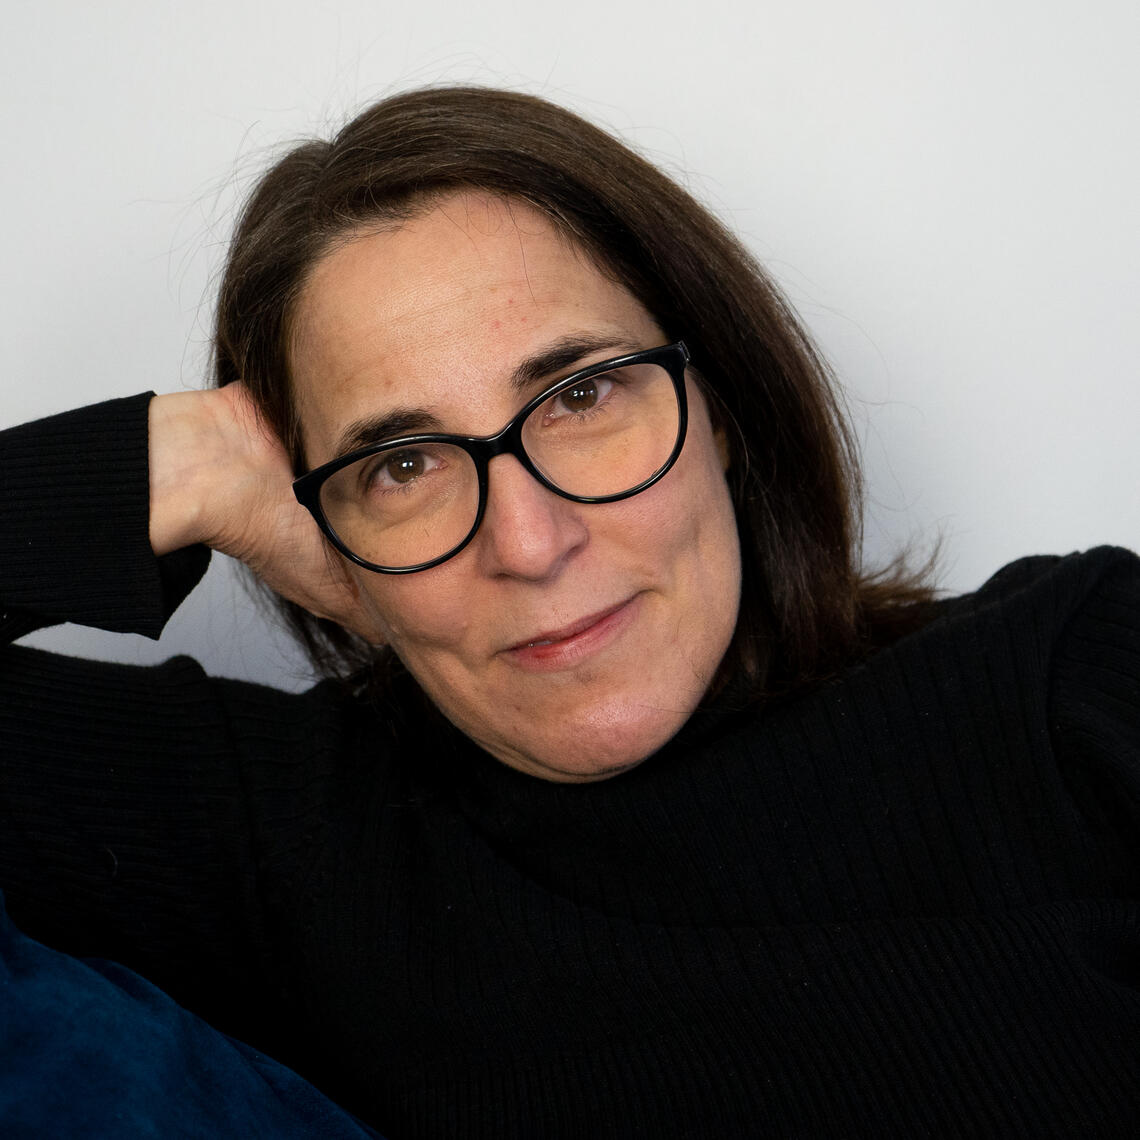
[291, 192, 741, 782]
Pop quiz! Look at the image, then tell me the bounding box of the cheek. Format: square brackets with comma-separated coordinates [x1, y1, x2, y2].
[353, 569, 474, 654]
[600, 433, 740, 640]
[657, 424, 743, 631]
[657, 417, 739, 559]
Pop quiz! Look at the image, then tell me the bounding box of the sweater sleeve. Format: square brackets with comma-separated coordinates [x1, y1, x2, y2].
[1049, 547, 1140, 887]
[0, 396, 300, 1045]
[0, 393, 210, 641]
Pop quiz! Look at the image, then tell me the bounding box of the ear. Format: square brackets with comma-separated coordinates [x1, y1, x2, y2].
[349, 601, 392, 651]
[343, 608, 390, 650]
[328, 557, 391, 648]
[715, 426, 731, 473]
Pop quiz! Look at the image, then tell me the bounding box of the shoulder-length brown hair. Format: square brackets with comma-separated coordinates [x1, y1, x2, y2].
[213, 85, 934, 703]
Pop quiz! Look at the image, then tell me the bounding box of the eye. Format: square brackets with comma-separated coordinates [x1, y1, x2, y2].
[384, 450, 426, 484]
[548, 373, 615, 419]
[365, 447, 444, 492]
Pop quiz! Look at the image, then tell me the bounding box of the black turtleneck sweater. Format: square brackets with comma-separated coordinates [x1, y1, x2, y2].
[2, 394, 1138, 1138]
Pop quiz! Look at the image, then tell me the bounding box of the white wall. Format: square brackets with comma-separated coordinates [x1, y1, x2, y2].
[4, 0, 1137, 688]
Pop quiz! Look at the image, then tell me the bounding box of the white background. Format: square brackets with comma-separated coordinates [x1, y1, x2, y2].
[3, 0, 1137, 689]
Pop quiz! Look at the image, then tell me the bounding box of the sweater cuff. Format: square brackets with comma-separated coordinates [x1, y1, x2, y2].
[0, 394, 210, 639]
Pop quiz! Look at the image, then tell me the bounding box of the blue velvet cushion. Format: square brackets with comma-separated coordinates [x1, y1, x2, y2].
[0, 894, 382, 1138]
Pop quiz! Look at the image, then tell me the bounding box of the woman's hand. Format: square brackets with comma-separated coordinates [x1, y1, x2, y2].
[147, 386, 384, 643]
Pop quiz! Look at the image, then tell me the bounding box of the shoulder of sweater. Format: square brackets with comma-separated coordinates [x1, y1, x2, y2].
[975, 545, 1136, 598]
[929, 546, 1138, 636]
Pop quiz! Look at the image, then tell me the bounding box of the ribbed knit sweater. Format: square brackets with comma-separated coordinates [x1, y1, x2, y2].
[2, 394, 1139, 1138]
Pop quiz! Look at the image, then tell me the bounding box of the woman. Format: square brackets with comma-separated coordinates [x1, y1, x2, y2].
[2, 86, 1138, 1137]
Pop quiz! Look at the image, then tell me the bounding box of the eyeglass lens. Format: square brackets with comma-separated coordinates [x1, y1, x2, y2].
[316, 359, 681, 571]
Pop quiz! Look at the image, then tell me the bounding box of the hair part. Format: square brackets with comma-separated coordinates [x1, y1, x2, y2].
[213, 85, 936, 703]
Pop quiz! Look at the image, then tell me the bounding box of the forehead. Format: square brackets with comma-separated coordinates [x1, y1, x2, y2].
[289, 192, 661, 460]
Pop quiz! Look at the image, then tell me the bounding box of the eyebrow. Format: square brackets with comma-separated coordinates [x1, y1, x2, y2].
[328, 332, 641, 461]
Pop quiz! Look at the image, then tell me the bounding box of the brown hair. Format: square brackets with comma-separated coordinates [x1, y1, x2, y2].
[213, 85, 935, 701]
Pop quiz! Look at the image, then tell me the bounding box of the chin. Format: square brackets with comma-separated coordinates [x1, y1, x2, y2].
[489, 697, 694, 784]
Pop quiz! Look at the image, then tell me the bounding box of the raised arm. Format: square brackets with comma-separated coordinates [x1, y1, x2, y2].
[0, 385, 380, 645]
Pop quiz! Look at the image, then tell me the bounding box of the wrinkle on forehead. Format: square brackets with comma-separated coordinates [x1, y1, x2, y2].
[290, 191, 598, 357]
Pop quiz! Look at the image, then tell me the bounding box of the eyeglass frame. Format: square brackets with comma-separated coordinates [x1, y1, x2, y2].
[292, 340, 691, 574]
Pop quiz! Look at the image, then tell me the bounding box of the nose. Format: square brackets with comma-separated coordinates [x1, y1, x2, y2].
[476, 454, 588, 580]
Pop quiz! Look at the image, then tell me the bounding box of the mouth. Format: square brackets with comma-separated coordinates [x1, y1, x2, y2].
[503, 596, 640, 670]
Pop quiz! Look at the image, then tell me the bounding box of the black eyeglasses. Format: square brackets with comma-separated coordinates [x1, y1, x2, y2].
[293, 341, 690, 573]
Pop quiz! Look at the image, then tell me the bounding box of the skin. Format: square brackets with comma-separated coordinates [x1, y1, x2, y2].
[288, 192, 742, 782]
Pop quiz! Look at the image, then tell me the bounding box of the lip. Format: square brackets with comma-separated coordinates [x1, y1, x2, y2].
[503, 595, 640, 671]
